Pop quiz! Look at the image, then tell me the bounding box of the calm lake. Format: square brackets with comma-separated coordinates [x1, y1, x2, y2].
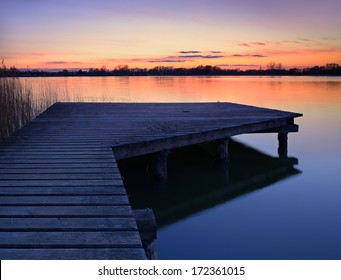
[24, 76, 341, 259]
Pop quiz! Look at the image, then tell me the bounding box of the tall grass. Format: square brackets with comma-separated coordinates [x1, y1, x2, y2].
[0, 66, 57, 141]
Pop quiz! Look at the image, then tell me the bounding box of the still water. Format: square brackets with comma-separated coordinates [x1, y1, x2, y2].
[25, 76, 341, 259]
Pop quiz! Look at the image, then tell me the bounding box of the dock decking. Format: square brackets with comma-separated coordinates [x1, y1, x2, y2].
[0, 102, 302, 259]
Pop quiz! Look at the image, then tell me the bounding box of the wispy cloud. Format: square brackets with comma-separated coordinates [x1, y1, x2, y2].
[216, 64, 260, 67]
[148, 59, 187, 63]
[179, 50, 201, 54]
[179, 50, 222, 55]
[253, 42, 266, 46]
[320, 37, 341, 41]
[298, 38, 315, 42]
[239, 42, 266, 47]
[231, 54, 267, 58]
[179, 55, 224, 59]
[239, 43, 250, 47]
[45, 61, 82, 65]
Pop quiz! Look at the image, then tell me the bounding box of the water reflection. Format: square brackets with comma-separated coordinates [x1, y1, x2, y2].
[119, 139, 300, 228]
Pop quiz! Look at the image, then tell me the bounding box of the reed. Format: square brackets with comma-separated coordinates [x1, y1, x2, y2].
[0, 65, 57, 141]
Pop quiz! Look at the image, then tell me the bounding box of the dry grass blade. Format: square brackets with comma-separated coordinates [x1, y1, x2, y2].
[0, 65, 57, 141]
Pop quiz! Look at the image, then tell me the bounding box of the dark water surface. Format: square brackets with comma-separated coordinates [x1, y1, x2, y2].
[26, 76, 341, 259]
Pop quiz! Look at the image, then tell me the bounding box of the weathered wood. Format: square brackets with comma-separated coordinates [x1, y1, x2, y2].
[0, 206, 133, 217]
[0, 195, 129, 206]
[0, 102, 302, 260]
[248, 124, 299, 134]
[133, 209, 157, 260]
[0, 173, 118, 180]
[0, 248, 146, 260]
[152, 150, 169, 181]
[133, 209, 157, 240]
[0, 163, 118, 169]
[278, 132, 288, 158]
[216, 138, 229, 163]
[0, 186, 126, 195]
[0, 168, 117, 174]
[0, 232, 142, 247]
[0, 217, 137, 231]
[0, 179, 123, 187]
[112, 118, 294, 159]
[0, 154, 115, 160]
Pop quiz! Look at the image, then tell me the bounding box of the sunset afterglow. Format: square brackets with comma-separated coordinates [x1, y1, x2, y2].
[1, 0, 340, 70]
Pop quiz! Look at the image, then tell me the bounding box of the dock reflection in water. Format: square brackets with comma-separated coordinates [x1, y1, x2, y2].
[119, 139, 300, 229]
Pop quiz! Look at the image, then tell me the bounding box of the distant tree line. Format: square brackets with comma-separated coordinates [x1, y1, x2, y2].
[2, 63, 341, 77]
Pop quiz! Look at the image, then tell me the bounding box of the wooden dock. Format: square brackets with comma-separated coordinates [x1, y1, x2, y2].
[0, 102, 302, 259]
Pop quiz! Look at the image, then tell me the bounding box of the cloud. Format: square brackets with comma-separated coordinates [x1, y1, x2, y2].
[320, 37, 341, 41]
[145, 52, 225, 63]
[253, 42, 266, 45]
[179, 55, 224, 59]
[298, 38, 315, 42]
[239, 43, 250, 47]
[148, 59, 187, 63]
[216, 64, 259, 67]
[44, 61, 82, 65]
[239, 42, 266, 47]
[231, 54, 267, 58]
[45, 61, 82, 65]
[45, 61, 67, 64]
[252, 54, 267, 57]
[179, 50, 201, 54]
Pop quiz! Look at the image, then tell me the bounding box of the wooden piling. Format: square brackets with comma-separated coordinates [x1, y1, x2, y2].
[133, 209, 157, 260]
[152, 150, 169, 181]
[278, 132, 288, 158]
[216, 139, 229, 163]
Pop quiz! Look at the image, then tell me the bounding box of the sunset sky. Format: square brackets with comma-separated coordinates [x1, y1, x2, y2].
[1, 0, 341, 70]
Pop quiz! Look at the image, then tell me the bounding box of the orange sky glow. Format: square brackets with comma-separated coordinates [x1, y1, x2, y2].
[1, 0, 340, 70]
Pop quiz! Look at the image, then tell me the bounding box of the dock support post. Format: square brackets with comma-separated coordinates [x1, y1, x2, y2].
[133, 209, 157, 260]
[216, 138, 229, 163]
[153, 150, 169, 181]
[278, 133, 288, 158]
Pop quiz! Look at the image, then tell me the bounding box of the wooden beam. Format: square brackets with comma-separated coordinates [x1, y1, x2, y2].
[247, 124, 299, 134]
[113, 118, 293, 160]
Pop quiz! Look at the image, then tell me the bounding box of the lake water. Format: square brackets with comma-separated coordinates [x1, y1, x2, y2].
[24, 76, 341, 259]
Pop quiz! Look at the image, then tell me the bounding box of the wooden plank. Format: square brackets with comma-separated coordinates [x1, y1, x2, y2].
[0, 159, 116, 164]
[0, 248, 146, 259]
[0, 195, 129, 205]
[0, 173, 119, 180]
[0, 154, 115, 160]
[0, 187, 126, 195]
[0, 206, 133, 217]
[0, 163, 118, 169]
[0, 217, 137, 231]
[0, 168, 118, 174]
[0, 232, 142, 247]
[0, 179, 123, 187]
[0, 151, 114, 156]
